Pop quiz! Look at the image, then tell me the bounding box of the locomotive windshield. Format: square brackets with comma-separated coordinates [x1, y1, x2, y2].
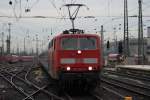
[61, 37, 96, 50]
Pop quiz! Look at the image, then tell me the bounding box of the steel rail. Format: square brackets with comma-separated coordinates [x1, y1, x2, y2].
[91, 93, 103, 100]
[1, 63, 36, 100]
[103, 69, 150, 82]
[0, 71, 34, 100]
[101, 75, 150, 97]
[24, 64, 64, 100]
[11, 69, 37, 93]
[99, 85, 125, 100]
[102, 72, 150, 89]
[63, 92, 73, 100]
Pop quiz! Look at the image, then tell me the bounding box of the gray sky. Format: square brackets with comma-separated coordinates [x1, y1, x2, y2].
[0, 0, 150, 53]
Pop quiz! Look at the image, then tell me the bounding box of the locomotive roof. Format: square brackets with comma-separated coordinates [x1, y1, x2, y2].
[53, 33, 100, 39]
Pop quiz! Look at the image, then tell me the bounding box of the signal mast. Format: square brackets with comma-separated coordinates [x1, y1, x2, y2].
[60, 4, 89, 34]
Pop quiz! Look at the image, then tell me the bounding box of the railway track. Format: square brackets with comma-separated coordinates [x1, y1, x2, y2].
[99, 82, 140, 100]
[97, 85, 126, 100]
[0, 66, 33, 100]
[0, 61, 65, 100]
[102, 69, 150, 90]
[116, 66, 150, 77]
[101, 72, 150, 100]
[39, 58, 104, 100]
[90, 92, 103, 100]
[103, 68, 150, 82]
[0, 61, 104, 100]
[24, 65, 64, 100]
[61, 91, 103, 100]
[97, 82, 129, 100]
[28, 63, 103, 100]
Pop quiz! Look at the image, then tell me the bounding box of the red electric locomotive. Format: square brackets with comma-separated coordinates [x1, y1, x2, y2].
[47, 3, 103, 89]
[48, 30, 103, 89]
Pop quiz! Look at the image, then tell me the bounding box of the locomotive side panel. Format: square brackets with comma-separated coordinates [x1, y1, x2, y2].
[48, 38, 61, 79]
[48, 39, 55, 79]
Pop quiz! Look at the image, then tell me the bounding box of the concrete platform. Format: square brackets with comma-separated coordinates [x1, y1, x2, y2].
[116, 65, 150, 71]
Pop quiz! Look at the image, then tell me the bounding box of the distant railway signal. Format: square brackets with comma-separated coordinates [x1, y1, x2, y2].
[118, 41, 123, 54]
[107, 40, 110, 49]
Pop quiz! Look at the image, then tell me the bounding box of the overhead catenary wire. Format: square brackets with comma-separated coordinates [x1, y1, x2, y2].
[107, 0, 111, 17]
[128, 1, 150, 16]
[30, 0, 40, 9]
[48, 0, 67, 20]
[8, 0, 22, 21]
[19, 0, 22, 18]
[24, 0, 40, 13]
[5, 1, 150, 30]
[48, 0, 65, 18]
[143, 0, 150, 5]
[12, 0, 18, 20]
[71, 0, 76, 4]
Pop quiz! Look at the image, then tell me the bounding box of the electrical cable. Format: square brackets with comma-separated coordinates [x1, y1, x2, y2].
[48, 0, 62, 16]
[47, 0, 70, 35]
[24, 0, 40, 13]
[24, 0, 29, 12]
[108, 0, 111, 16]
[71, 0, 76, 4]
[30, 0, 40, 9]
[143, 0, 150, 5]
[9, 0, 22, 21]
[142, 3, 150, 11]
[62, 0, 66, 4]
[19, 0, 22, 18]
[48, 0, 67, 23]
[12, 0, 18, 19]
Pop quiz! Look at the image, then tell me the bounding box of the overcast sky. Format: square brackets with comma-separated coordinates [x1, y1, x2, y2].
[0, 0, 150, 53]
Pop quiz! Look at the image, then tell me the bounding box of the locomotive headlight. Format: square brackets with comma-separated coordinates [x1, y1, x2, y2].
[66, 66, 71, 71]
[88, 66, 93, 71]
[77, 50, 82, 54]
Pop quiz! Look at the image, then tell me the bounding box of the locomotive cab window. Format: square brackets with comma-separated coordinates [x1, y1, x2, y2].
[48, 42, 51, 48]
[48, 39, 54, 48]
[80, 37, 96, 50]
[61, 38, 78, 50]
[61, 37, 97, 50]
